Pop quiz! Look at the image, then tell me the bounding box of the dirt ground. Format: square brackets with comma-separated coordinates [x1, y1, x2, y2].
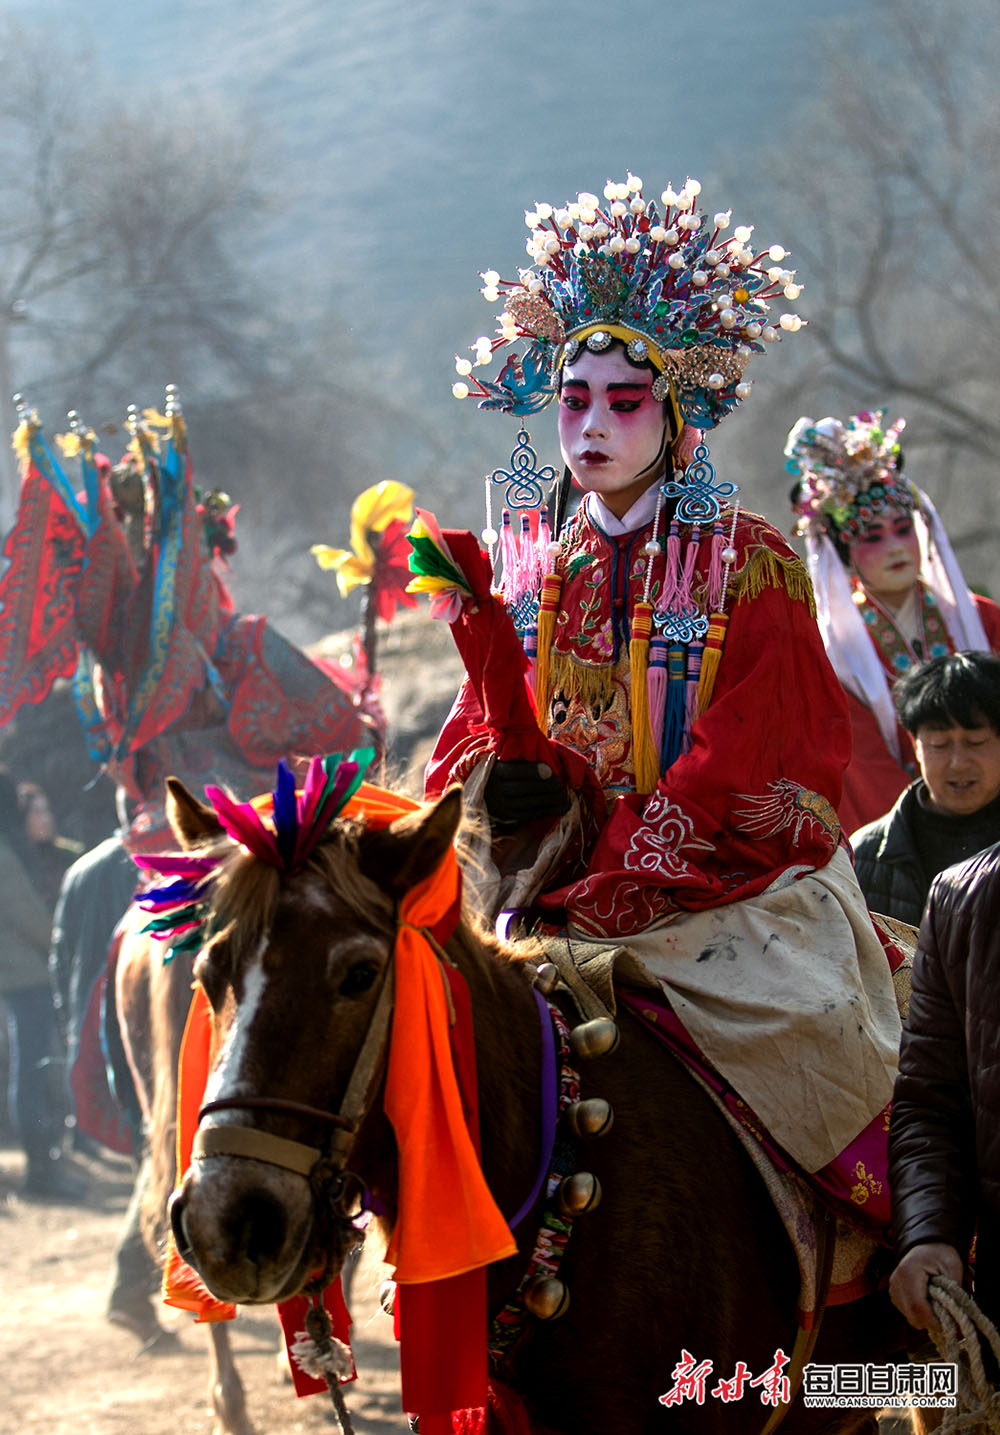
[0, 1142, 410, 1435]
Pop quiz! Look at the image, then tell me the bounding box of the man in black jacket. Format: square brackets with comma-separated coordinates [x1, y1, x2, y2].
[889, 840, 1000, 1331]
[851, 652, 1000, 926]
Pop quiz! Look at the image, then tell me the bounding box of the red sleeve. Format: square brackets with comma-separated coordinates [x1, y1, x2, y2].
[838, 691, 913, 835]
[544, 573, 851, 935]
[424, 677, 496, 797]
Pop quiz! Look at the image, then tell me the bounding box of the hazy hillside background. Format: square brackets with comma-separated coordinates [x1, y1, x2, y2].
[2, 0, 996, 656]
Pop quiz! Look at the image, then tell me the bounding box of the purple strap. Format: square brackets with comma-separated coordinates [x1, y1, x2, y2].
[506, 986, 558, 1231]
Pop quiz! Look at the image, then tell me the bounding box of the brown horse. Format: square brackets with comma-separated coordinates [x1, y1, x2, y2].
[163, 777, 915, 1435]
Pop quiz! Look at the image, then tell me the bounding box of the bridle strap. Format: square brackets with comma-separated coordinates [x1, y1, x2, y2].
[194, 953, 397, 1181]
[326, 958, 396, 1166]
[199, 1095, 355, 1130]
[194, 1123, 322, 1177]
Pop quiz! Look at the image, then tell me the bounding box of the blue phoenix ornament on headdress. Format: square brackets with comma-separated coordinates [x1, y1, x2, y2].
[452, 174, 805, 430]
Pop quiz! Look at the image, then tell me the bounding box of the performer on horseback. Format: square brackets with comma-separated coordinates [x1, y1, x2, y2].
[411, 173, 902, 1241]
[787, 411, 1000, 832]
[1, 389, 382, 1346]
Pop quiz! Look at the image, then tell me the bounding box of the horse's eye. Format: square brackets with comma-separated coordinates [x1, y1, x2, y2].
[339, 963, 379, 997]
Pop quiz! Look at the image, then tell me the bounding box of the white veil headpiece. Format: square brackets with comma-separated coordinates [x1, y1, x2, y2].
[805, 528, 903, 760]
[916, 488, 989, 653]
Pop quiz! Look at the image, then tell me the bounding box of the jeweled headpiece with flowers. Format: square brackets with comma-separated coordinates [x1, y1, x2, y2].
[787, 410, 919, 545]
[452, 173, 805, 430]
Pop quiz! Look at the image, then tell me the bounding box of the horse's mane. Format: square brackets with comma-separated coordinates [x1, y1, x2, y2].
[184, 808, 539, 980]
[188, 819, 393, 966]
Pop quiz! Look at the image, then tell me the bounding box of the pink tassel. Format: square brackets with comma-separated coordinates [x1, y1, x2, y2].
[659, 519, 682, 612]
[536, 511, 552, 575]
[683, 639, 704, 752]
[707, 522, 725, 612]
[519, 511, 540, 596]
[647, 635, 668, 758]
[677, 527, 701, 610]
[499, 509, 519, 602]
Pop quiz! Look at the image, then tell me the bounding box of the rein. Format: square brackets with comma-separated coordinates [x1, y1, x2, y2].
[505, 987, 559, 1231]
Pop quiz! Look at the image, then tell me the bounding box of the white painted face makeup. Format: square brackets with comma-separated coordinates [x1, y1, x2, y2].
[847, 506, 921, 610]
[558, 347, 667, 519]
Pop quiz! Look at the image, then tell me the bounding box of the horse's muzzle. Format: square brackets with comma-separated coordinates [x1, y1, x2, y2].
[168, 1165, 317, 1304]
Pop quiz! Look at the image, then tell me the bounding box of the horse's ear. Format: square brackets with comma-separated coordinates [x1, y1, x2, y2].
[165, 776, 225, 850]
[358, 786, 463, 897]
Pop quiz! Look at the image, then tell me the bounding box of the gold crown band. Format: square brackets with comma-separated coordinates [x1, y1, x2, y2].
[559, 323, 684, 439]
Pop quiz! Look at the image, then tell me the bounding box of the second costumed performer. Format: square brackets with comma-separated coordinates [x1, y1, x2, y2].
[408, 173, 902, 1236]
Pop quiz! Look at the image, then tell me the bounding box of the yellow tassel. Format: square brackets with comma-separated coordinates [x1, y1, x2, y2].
[549, 653, 615, 713]
[534, 572, 563, 731]
[629, 602, 659, 795]
[737, 548, 816, 617]
[695, 613, 729, 715]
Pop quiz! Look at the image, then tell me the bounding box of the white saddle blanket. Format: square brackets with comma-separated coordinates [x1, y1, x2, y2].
[563, 846, 901, 1172]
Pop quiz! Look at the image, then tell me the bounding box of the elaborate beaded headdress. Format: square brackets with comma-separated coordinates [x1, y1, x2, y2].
[787, 410, 918, 544]
[452, 173, 804, 430]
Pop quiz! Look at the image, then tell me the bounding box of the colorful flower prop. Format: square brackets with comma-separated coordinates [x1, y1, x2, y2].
[406, 510, 476, 622]
[787, 410, 917, 543]
[312, 481, 417, 623]
[452, 174, 805, 430]
[134, 749, 375, 958]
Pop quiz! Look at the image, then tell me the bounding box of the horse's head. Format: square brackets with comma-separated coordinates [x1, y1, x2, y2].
[167, 775, 463, 1305]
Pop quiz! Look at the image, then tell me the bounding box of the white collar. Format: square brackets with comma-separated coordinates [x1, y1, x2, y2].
[585, 483, 662, 537]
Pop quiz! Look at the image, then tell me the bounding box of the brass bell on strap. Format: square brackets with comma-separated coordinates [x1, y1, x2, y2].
[565, 1097, 614, 1139]
[568, 1017, 620, 1060]
[523, 1274, 571, 1321]
[558, 1171, 602, 1216]
[532, 962, 559, 995]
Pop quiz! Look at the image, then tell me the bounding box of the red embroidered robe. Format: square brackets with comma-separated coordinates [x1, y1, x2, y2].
[427, 504, 850, 939]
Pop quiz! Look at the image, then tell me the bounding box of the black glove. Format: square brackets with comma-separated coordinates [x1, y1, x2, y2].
[483, 760, 571, 829]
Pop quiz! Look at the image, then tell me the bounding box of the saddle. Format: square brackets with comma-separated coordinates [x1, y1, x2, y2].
[534, 909, 916, 1029]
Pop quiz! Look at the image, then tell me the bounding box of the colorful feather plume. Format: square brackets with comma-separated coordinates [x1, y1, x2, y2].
[133, 749, 375, 959]
[132, 853, 218, 960]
